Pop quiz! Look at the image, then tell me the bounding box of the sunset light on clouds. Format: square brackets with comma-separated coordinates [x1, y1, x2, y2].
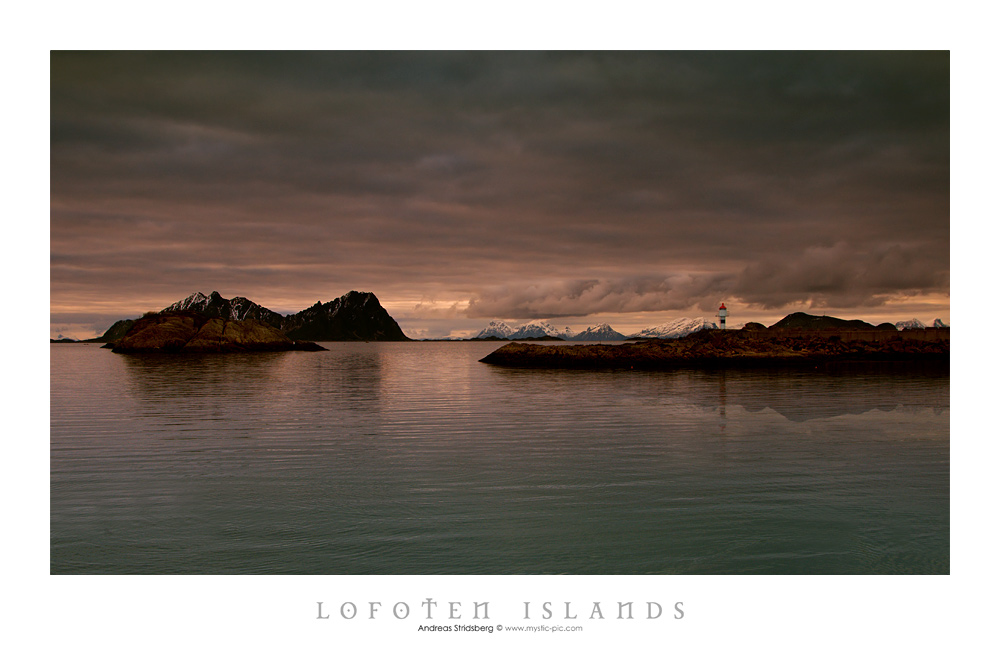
[50, 51, 949, 339]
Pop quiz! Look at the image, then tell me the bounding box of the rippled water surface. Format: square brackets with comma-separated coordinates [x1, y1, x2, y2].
[50, 342, 949, 574]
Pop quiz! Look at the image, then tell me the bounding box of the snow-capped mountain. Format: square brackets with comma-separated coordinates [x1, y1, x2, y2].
[509, 320, 563, 339]
[161, 291, 284, 328]
[572, 323, 626, 341]
[633, 317, 718, 339]
[475, 320, 515, 339]
[933, 318, 949, 328]
[895, 319, 927, 330]
[162, 291, 211, 312]
[474, 320, 627, 341]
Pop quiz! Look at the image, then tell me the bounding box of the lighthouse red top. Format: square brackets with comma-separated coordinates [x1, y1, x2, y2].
[719, 303, 726, 309]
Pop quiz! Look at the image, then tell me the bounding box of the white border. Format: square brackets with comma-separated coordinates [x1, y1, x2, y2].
[14, 3, 990, 663]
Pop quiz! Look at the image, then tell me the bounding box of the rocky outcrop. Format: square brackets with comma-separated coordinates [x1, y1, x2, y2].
[479, 328, 949, 369]
[107, 312, 326, 353]
[91, 318, 137, 343]
[769, 312, 876, 330]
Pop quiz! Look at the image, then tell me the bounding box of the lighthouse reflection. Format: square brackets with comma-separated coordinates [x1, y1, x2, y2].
[718, 370, 727, 431]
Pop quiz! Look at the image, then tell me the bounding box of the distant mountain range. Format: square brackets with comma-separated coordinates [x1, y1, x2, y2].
[475, 320, 626, 341]
[895, 318, 949, 330]
[475, 320, 579, 340]
[472, 312, 949, 341]
[95, 290, 409, 342]
[473, 317, 714, 341]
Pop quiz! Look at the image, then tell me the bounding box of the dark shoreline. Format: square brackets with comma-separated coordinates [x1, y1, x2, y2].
[479, 329, 949, 370]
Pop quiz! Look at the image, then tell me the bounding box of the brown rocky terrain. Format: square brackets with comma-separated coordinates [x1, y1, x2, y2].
[106, 311, 326, 353]
[479, 328, 948, 369]
[92, 289, 410, 344]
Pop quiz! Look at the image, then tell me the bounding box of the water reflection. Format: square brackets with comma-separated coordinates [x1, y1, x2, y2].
[116, 345, 389, 417]
[693, 366, 948, 423]
[488, 363, 948, 423]
[53, 343, 950, 574]
[118, 352, 288, 404]
[293, 344, 386, 413]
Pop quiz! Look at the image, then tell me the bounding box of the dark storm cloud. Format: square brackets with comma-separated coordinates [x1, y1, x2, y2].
[466, 273, 735, 319]
[50, 51, 949, 323]
[733, 241, 950, 308]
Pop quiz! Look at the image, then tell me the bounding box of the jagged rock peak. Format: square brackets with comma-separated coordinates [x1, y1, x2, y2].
[279, 290, 408, 341]
[163, 291, 211, 312]
[161, 291, 284, 327]
[154, 290, 407, 341]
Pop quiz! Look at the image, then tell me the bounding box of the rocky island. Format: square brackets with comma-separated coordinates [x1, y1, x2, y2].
[106, 311, 326, 353]
[479, 319, 949, 370]
[87, 289, 409, 345]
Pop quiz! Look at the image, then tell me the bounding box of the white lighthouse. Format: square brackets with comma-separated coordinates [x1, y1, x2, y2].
[718, 303, 728, 330]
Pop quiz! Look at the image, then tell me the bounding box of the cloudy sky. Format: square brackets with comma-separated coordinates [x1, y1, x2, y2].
[50, 51, 949, 339]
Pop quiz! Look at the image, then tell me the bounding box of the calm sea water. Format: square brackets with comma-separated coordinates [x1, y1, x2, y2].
[50, 342, 949, 574]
